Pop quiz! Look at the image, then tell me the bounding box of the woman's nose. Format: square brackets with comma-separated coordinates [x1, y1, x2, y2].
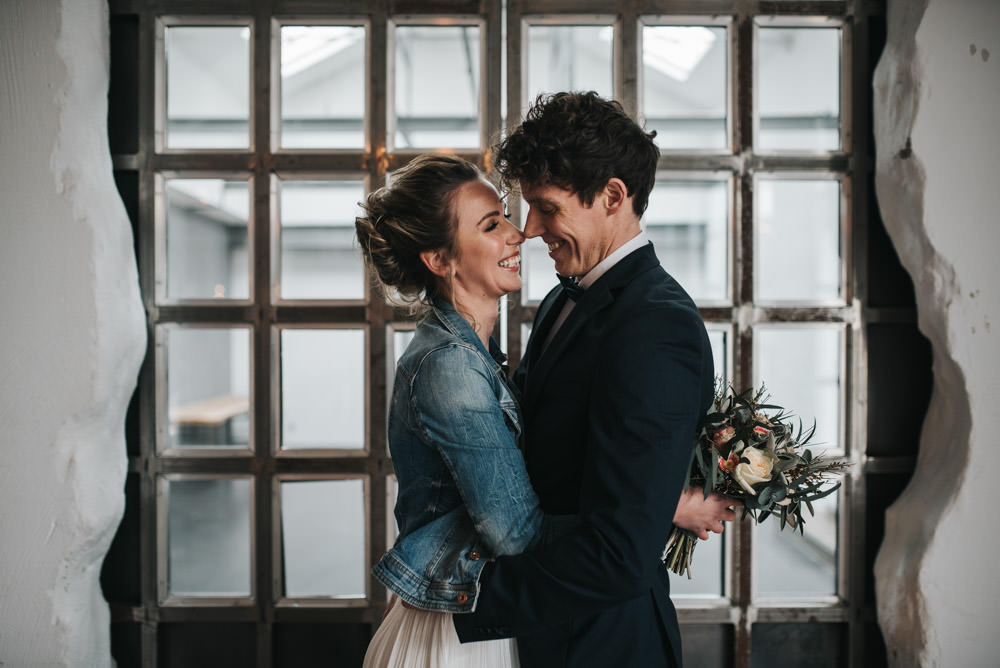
[505, 219, 525, 245]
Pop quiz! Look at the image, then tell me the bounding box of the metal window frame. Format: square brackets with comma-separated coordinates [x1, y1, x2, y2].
[107, 0, 891, 665]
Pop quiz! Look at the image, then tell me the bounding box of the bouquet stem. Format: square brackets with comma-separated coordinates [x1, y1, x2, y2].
[663, 527, 699, 579]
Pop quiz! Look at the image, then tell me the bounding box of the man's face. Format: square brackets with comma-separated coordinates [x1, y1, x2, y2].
[520, 182, 614, 278]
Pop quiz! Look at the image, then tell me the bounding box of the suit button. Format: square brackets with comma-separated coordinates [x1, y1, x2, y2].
[468, 550, 481, 561]
[457, 592, 468, 604]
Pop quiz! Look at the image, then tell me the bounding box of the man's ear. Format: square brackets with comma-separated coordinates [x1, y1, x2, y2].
[419, 249, 451, 278]
[603, 178, 628, 214]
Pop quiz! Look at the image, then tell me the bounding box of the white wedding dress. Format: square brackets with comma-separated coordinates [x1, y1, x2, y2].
[363, 599, 520, 668]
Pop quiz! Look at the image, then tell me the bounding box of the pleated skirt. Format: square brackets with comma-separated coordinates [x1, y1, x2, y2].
[363, 600, 520, 668]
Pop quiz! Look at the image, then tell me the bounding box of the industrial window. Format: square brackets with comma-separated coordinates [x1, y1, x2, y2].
[104, 2, 923, 667]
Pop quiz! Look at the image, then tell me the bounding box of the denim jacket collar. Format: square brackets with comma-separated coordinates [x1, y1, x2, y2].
[430, 298, 508, 372]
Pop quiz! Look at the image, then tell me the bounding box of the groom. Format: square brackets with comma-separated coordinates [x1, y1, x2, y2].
[453, 91, 734, 666]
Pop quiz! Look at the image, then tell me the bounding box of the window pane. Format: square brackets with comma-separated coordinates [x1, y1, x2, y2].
[164, 178, 250, 301]
[394, 26, 480, 149]
[707, 328, 728, 384]
[278, 180, 365, 300]
[280, 329, 366, 450]
[755, 326, 842, 454]
[521, 234, 559, 303]
[756, 179, 841, 303]
[751, 623, 847, 667]
[680, 624, 733, 668]
[280, 479, 366, 598]
[670, 533, 725, 599]
[164, 26, 249, 149]
[646, 178, 729, 302]
[279, 26, 364, 149]
[758, 27, 841, 151]
[165, 477, 252, 597]
[526, 25, 613, 106]
[163, 327, 250, 450]
[754, 490, 839, 598]
[642, 25, 727, 150]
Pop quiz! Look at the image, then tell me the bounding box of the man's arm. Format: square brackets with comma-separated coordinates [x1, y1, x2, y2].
[455, 305, 710, 639]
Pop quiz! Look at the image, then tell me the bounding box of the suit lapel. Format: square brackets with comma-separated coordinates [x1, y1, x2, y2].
[522, 244, 661, 422]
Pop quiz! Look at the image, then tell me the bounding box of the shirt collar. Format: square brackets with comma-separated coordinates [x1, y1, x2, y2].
[577, 230, 650, 290]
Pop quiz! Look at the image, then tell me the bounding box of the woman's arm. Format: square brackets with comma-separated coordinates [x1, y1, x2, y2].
[410, 344, 554, 556]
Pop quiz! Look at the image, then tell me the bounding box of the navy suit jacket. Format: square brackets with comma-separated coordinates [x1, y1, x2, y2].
[453, 243, 715, 667]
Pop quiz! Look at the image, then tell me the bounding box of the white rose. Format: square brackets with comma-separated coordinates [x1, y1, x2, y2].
[732, 447, 775, 495]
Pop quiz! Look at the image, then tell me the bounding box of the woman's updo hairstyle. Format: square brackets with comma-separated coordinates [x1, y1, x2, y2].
[355, 154, 481, 311]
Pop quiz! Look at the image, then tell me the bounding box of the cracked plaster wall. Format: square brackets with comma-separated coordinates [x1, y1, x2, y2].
[874, 0, 1000, 665]
[0, 0, 145, 665]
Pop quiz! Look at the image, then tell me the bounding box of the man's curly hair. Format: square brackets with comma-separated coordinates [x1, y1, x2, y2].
[494, 91, 660, 217]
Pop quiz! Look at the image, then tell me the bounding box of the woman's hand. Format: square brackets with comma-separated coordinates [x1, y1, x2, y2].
[672, 487, 740, 540]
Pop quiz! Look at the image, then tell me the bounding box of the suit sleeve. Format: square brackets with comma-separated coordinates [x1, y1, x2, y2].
[453, 305, 709, 635]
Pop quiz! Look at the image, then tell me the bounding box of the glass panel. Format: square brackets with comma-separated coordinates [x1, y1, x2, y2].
[751, 623, 847, 667]
[387, 475, 399, 547]
[280, 329, 365, 450]
[646, 178, 729, 302]
[164, 178, 250, 301]
[393, 329, 415, 365]
[758, 27, 841, 151]
[164, 26, 249, 149]
[680, 624, 733, 668]
[279, 26, 365, 149]
[522, 235, 560, 303]
[394, 25, 480, 149]
[273, 624, 371, 667]
[280, 479, 366, 598]
[755, 326, 842, 454]
[756, 179, 841, 303]
[278, 179, 365, 300]
[159, 623, 256, 667]
[642, 25, 727, 150]
[164, 327, 250, 450]
[754, 490, 838, 598]
[165, 477, 251, 597]
[526, 25, 613, 107]
[670, 533, 724, 598]
[707, 328, 727, 384]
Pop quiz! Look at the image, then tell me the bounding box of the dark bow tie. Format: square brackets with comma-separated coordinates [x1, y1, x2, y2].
[557, 274, 584, 301]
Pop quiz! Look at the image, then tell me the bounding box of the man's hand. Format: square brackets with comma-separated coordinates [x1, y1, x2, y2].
[672, 487, 739, 540]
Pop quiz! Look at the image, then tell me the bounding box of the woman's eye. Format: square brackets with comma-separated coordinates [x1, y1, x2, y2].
[485, 220, 499, 232]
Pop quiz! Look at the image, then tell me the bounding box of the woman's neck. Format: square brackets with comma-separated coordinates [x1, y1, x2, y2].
[449, 289, 499, 347]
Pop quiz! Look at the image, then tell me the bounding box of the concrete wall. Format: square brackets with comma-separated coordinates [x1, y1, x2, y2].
[0, 0, 145, 665]
[873, 0, 1000, 665]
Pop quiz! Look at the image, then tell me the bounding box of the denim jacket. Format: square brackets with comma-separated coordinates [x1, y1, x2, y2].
[372, 299, 569, 613]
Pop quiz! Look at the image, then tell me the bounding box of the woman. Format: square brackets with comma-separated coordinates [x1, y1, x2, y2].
[355, 154, 570, 668]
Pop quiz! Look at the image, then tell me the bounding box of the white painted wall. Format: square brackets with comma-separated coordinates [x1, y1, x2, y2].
[0, 0, 145, 665]
[874, 0, 1000, 665]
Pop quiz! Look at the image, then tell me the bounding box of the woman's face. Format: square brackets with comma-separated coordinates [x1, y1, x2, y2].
[447, 178, 524, 301]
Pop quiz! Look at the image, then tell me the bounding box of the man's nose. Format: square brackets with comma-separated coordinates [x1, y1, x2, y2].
[522, 209, 543, 238]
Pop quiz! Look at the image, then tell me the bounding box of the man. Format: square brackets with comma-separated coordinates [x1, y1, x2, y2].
[453, 92, 735, 666]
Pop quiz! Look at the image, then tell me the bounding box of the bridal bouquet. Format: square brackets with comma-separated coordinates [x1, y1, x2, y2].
[663, 383, 849, 577]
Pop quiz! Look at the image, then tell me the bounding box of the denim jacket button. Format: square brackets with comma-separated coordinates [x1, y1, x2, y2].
[468, 550, 481, 561]
[457, 592, 469, 604]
